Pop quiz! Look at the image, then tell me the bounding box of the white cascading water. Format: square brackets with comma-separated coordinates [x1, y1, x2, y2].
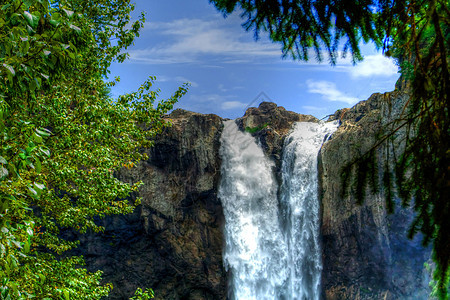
[219, 120, 288, 299]
[279, 121, 338, 299]
[219, 119, 338, 300]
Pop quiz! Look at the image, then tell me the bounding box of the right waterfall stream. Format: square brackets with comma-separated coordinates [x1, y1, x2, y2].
[219, 120, 338, 300]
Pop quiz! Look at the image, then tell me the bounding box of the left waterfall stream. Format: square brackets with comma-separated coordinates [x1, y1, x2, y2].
[219, 120, 288, 299]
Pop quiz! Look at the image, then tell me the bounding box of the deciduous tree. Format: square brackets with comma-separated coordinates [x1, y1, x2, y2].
[0, 0, 187, 298]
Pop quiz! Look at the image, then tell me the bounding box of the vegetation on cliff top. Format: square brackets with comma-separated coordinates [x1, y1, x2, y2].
[210, 0, 449, 297]
[0, 0, 187, 298]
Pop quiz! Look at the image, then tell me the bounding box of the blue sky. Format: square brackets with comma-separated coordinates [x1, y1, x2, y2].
[108, 0, 400, 119]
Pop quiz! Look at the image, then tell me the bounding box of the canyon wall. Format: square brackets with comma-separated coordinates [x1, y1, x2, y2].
[76, 96, 431, 299]
[319, 90, 431, 299]
[74, 110, 227, 299]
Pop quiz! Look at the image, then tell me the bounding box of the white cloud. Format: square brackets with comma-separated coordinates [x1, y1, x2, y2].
[218, 84, 244, 92]
[175, 93, 248, 116]
[349, 54, 398, 77]
[153, 75, 170, 82]
[129, 18, 281, 64]
[306, 80, 359, 104]
[221, 101, 247, 110]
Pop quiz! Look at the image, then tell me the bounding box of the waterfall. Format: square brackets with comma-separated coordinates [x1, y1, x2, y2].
[219, 120, 337, 300]
[280, 121, 338, 299]
[219, 120, 288, 299]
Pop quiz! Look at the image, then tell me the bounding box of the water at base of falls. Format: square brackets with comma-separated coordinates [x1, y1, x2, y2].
[219, 120, 338, 300]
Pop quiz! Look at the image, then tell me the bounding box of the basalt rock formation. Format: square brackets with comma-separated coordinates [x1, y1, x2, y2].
[75, 97, 430, 299]
[319, 90, 431, 299]
[237, 101, 316, 164]
[74, 109, 227, 299]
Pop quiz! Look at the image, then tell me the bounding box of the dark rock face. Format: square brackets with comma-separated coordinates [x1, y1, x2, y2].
[74, 98, 431, 299]
[75, 110, 227, 300]
[319, 91, 431, 299]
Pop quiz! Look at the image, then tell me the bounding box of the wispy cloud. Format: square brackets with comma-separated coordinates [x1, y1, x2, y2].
[218, 84, 245, 92]
[221, 101, 247, 110]
[306, 80, 359, 104]
[173, 92, 249, 117]
[128, 18, 281, 64]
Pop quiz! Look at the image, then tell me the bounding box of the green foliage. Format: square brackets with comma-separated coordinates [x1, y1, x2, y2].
[0, 0, 188, 298]
[390, 2, 449, 297]
[210, 0, 391, 64]
[130, 288, 155, 300]
[244, 123, 269, 134]
[210, 0, 449, 298]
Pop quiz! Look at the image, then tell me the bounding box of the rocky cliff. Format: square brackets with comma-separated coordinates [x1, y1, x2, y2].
[75, 97, 431, 299]
[74, 109, 227, 299]
[236, 101, 317, 182]
[319, 90, 431, 299]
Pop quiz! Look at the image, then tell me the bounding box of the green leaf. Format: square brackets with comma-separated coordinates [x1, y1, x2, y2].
[69, 24, 81, 32]
[0, 166, 8, 179]
[11, 240, 21, 249]
[23, 11, 39, 28]
[0, 156, 7, 164]
[36, 128, 51, 136]
[29, 78, 36, 91]
[26, 24, 35, 34]
[0, 199, 8, 213]
[40, 148, 50, 157]
[62, 8, 74, 18]
[34, 182, 45, 190]
[49, 19, 60, 26]
[20, 40, 30, 54]
[2, 63, 15, 76]
[38, 274, 45, 284]
[33, 132, 43, 143]
[26, 227, 33, 236]
[63, 289, 70, 300]
[8, 254, 18, 268]
[28, 186, 37, 196]
[49, 12, 61, 26]
[1, 4, 11, 11]
[23, 239, 30, 253]
[35, 158, 42, 173]
[23, 0, 35, 9]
